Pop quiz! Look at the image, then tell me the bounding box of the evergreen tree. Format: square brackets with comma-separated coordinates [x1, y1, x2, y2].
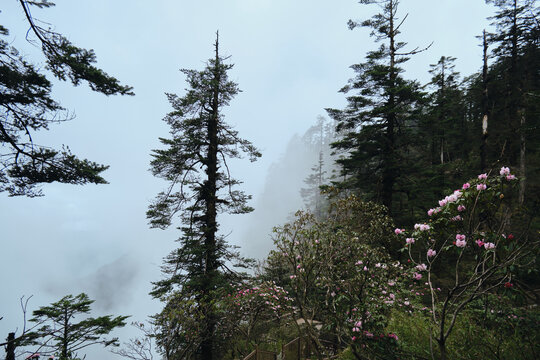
[300, 116, 337, 217]
[413, 56, 470, 213]
[147, 34, 260, 360]
[22, 293, 128, 359]
[326, 0, 426, 219]
[0, 0, 133, 196]
[484, 0, 540, 204]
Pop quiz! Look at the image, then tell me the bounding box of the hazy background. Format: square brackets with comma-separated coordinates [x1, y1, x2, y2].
[1, 0, 494, 358]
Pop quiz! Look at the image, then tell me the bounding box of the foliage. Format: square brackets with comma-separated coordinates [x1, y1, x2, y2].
[0, 0, 133, 196]
[326, 0, 426, 217]
[219, 281, 293, 358]
[389, 306, 540, 360]
[263, 195, 406, 359]
[21, 293, 128, 360]
[397, 166, 539, 359]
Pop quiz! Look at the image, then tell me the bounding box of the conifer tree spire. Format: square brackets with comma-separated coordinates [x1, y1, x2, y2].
[148, 32, 260, 360]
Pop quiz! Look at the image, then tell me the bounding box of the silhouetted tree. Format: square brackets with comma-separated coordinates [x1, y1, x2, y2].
[22, 293, 128, 359]
[0, 0, 133, 196]
[147, 33, 260, 360]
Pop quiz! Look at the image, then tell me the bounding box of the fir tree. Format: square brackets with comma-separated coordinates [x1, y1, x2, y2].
[147, 33, 260, 360]
[0, 1, 133, 196]
[327, 0, 426, 218]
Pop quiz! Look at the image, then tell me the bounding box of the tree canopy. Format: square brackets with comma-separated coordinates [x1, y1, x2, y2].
[0, 0, 133, 196]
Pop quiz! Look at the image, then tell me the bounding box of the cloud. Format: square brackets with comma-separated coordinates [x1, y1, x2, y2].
[41, 254, 141, 313]
[82, 254, 141, 312]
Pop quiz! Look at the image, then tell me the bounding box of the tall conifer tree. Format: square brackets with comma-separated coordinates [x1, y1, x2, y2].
[327, 0, 425, 218]
[147, 34, 260, 360]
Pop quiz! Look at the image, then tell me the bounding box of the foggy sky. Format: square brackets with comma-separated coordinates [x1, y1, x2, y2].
[1, 1, 494, 358]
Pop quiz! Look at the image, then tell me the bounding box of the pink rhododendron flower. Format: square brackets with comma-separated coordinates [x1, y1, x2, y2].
[478, 173, 488, 180]
[413, 272, 422, 280]
[439, 199, 448, 207]
[506, 174, 516, 180]
[456, 239, 467, 248]
[427, 249, 436, 257]
[427, 208, 435, 216]
[388, 333, 398, 341]
[355, 321, 362, 327]
[406, 237, 415, 245]
[456, 234, 466, 241]
[416, 263, 427, 271]
[364, 331, 374, 338]
[484, 242, 496, 250]
[352, 327, 360, 332]
[451, 215, 462, 221]
[476, 239, 485, 247]
[477, 183, 487, 190]
[290, 275, 296, 279]
[500, 166, 510, 176]
[363, 266, 368, 271]
[462, 182, 470, 189]
[395, 228, 404, 235]
[457, 205, 466, 212]
[414, 223, 430, 231]
[355, 260, 363, 265]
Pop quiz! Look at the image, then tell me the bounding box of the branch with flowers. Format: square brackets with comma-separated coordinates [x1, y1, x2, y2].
[397, 167, 538, 360]
[221, 281, 293, 356]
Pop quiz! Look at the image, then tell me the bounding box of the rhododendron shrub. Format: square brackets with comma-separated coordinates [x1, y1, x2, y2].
[151, 294, 205, 360]
[220, 281, 293, 356]
[397, 167, 538, 360]
[264, 196, 406, 359]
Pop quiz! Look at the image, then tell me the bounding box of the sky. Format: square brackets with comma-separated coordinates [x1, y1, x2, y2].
[0, 0, 495, 358]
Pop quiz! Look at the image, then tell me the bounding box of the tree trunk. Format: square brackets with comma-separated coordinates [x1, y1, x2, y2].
[5, 333, 15, 360]
[383, 0, 397, 214]
[201, 34, 222, 360]
[480, 30, 489, 173]
[438, 339, 447, 360]
[519, 108, 526, 204]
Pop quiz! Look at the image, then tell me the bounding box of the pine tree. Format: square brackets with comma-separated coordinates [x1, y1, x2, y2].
[0, 1, 133, 196]
[147, 33, 260, 360]
[326, 0, 426, 218]
[22, 293, 128, 359]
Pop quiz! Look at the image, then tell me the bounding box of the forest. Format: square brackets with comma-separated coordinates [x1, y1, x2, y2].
[1, 0, 539, 359]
